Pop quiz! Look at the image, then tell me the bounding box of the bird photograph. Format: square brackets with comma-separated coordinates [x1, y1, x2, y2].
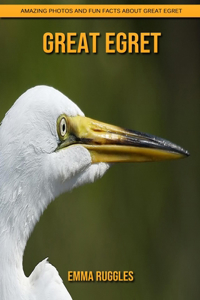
[0, 85, 189, 299]
[0, 2, 199, 300]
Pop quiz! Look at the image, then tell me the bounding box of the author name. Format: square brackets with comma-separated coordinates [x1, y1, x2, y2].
[68, 271, 134, 282]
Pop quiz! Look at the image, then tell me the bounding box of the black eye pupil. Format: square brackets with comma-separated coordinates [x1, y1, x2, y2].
[62, 124, 65, 132]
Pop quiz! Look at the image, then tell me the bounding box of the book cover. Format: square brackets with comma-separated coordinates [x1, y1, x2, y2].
[0, 2, 197, 300]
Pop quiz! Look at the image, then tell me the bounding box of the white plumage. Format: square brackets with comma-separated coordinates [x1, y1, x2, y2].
[0, 86, 109, 300]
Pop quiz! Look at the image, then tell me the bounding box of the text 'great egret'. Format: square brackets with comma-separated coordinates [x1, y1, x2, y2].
[0, 86, 189, 300]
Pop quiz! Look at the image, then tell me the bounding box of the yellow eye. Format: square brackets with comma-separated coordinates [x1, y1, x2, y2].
[59, 117, 67, 137]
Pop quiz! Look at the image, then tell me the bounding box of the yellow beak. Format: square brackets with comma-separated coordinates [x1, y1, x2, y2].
[57, 116, 189, 163]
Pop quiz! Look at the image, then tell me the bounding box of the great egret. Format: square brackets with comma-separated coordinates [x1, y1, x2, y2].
[0, 86, 189, 300]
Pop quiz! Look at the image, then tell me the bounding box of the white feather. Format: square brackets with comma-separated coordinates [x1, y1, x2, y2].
[0, 86, 109, 300]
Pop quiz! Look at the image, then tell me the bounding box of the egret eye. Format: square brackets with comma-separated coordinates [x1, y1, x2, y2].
[59, 117, 67, 137]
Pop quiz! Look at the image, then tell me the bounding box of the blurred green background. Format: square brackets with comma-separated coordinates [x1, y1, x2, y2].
[0, 1, 199, 299]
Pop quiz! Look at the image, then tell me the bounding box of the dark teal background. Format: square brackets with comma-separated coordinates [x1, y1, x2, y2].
[0, 1, 199, 300]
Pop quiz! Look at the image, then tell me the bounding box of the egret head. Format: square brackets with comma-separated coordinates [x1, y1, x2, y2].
[0, 85, 189, 204]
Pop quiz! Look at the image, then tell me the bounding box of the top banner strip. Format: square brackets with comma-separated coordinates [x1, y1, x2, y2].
[0, 5, 200, 18]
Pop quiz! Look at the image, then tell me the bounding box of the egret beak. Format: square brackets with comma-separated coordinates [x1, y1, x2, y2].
[58, 116, 189, 163]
